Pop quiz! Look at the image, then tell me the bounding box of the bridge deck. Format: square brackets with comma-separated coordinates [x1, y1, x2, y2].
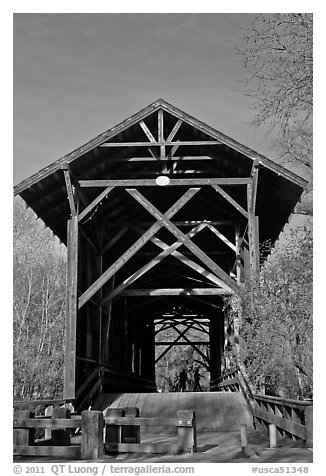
[93, 391, 253, 432]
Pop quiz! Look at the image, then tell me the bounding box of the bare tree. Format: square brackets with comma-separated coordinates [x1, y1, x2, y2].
[13, 198, 66, 400]
[237, 13, 313, 179]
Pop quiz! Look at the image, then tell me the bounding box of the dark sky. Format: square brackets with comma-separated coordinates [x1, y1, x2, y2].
[14, 13, 278, 185]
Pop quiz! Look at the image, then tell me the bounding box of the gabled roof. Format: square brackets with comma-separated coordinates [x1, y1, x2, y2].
[14, 98, 308, 245]
[14, 98, 307, 195]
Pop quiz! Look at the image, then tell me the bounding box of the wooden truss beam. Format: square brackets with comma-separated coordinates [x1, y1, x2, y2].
[139, 120, 156, 143]
[100, 140, 221, 147]
[247, 183, 260, 278]
[168, 323, 210, 364]
[146, 234, 231, 290]
[127, 189, 239, 294]
[79, 178, 251, 187]
[62, 167, 77, 216]
[78, 188, 200, 309]
[211, 184, 248, 218]
[207, 224, 237, 252]
[166, 119, 183, 142]
[155, 341, 209, 346]
[106, 155, 213, 162]
[110, 220, 235, 228]
[101, 227, 129, 255]
[250, 159, 259, 214]
[64, 216, 78, 399]
[158, 109, 165, 158]
[119, 288, 229, 296]
[100, 223, 208, 305]
[78, 187, 114, 223]
[155, 322, 194, 364]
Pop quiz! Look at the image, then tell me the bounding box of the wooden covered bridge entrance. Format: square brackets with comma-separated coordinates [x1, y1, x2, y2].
[14, 99, 307, 413]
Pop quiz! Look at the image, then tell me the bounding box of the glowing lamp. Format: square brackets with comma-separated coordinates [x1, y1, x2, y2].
[155, 175, 170, 186]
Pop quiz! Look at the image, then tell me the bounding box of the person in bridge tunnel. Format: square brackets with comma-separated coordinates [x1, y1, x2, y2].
[193, 366, 203, 392]
[178, 368, 187, 392]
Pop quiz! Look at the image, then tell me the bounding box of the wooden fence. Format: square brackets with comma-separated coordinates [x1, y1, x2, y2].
[215, 368, 313, 448]
[13, 405, 196, 459]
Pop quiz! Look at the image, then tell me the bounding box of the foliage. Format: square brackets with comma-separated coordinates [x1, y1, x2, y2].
[155, 315, 210, 392]
[237, 13, 313, 181]
[227, 226, 313, 399]
[13, 198, 66, 400]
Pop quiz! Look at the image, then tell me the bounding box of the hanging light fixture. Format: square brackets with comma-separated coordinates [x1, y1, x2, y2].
[155, 175, 170, 186]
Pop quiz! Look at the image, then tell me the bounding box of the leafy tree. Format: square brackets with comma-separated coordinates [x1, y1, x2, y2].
[13, 198, 66, 400]
[227, 226, 313, 399]
[237, 13, 313, 189]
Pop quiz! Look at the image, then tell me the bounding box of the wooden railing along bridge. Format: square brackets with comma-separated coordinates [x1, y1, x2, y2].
[214, 367, 313, 449]
[13, 368, 312, 460]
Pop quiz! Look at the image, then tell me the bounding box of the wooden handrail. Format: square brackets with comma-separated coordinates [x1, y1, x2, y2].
[13, 398, 74, 410]
[253, 394, 313, 408]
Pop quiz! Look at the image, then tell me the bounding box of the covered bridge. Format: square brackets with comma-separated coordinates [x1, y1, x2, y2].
[14, 99, 307, 411]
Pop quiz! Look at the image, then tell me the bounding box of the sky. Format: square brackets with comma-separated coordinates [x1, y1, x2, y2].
[13, 12, 279, 185]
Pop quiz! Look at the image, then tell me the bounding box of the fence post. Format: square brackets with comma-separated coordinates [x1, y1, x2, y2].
[122, 407, 140, 444]
[269, 423, 277, 448]
[81, 410, 104, 460]
[240, 424, 248, 449]
[177, 410, 197, 453]
[104, 408, 124, 444]
[13, 409, 35, 447]
[44, 405, 53, 440]
[304, 405, 313, 448]
[52, 407, 71, 446]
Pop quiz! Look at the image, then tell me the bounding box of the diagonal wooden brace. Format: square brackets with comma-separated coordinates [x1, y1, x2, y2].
[78, 188, 200, 309]
[126, 189, 239, 294]
[100, 223, 208, 305]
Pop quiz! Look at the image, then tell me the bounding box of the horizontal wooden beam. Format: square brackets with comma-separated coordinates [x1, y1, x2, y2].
[155, 341, 209, 345]
[14, 446, 81, 458]
[100, 140, 221, 147]
[79, 178, 251, 187]
[119, 288, 228, 296]
[105, 442, 176, 455]
[107, 155, 213, 162]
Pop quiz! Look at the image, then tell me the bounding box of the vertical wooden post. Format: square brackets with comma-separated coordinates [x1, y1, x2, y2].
[235, 223, 242, 284]
[177, 410, 197, 453]
[158, 109, 165, 159]
[44, 405, 53, 440]
[305, 405, 313, 448]
[247, 183, 259, 281]
[81, 410, 104, 460]
[104, 408, 124, 444]
[97, 228, 103, 369]
[269, 423, 277, 448]
[122, 407, 140, 444]
[13, 410, 35, 447]
[64, 215, 79, 400]
[240, 424, 248, 449]
[52, 407, 71, 446]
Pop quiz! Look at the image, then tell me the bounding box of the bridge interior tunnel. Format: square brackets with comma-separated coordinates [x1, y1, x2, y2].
[75, 289, 228, 405]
